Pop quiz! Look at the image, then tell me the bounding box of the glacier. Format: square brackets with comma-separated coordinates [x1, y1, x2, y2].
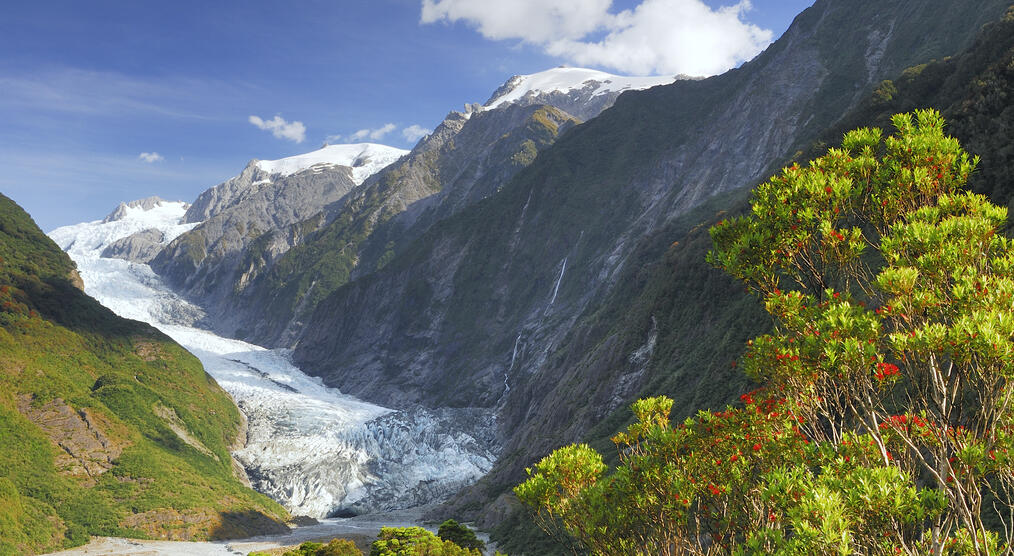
[48, 200, 498, 518]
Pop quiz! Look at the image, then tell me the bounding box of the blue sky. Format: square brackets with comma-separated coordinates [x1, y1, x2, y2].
[0, 0, 813, 231]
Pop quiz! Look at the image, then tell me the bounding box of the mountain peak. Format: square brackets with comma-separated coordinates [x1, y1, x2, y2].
[102, 196, 188, 223]
[253, 143, 409, 185]
[483, 67, 680, 111]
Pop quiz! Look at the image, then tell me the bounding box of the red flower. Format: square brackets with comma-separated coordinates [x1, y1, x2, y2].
[753, 443, 762, 452]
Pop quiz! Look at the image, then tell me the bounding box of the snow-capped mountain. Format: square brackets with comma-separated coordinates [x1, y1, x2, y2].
[255, 143, 408, 184]
[49, 201, 498, 518]
[184, 143, 408, 224]
[483, 66, 680, 120]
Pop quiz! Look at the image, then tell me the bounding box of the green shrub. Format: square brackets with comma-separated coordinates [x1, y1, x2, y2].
[370, 527, 479, 556]
[436, 520, 485, 551]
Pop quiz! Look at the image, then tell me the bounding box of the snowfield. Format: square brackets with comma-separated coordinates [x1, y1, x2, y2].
[48, 200, 497, 519]
[484, 66, 677, 110]
[255, 143, 408, 185]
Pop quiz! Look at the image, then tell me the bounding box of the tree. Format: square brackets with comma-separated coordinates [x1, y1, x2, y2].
[369, 526, 481, 556]
[710, 109, 1013, 553]
[515, 110, 1014, 554]
[437, 519, 486, 551]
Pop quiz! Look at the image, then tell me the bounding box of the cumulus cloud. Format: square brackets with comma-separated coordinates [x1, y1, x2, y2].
[422, 0, 613, 44]
[329, 123, 401, 144]
[348, 123, 398, 142]
[420, 0, 773, 76]
[249, 114, 306, 143]
[138, 152, 164, 163]
[402, 124, 432, 142]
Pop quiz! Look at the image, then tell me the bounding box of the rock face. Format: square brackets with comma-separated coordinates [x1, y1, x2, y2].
[100, 228, 166, 263]
[18, 396, 125, 481]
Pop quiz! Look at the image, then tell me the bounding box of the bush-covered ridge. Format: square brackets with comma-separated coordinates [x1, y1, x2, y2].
[0, 194, 287, 555]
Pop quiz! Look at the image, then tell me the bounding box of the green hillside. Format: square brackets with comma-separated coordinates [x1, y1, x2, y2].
[0, 193, 288, 555]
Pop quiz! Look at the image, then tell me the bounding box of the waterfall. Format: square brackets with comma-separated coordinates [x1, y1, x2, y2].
[508, 332, 523, 371]
[549, 257, 567, 307]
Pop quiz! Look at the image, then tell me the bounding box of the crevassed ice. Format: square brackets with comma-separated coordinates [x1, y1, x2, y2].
[48, 202, 496, 518]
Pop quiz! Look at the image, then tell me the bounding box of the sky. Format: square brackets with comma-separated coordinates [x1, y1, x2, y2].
[0, 0, 813, 231]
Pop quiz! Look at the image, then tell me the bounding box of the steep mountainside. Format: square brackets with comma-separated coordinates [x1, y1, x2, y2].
[227, 103, 583, 344]
[482, 6, 1014, 550]
[292, 0, 1007, 407]
[277, 0, 1011, 543]
[146, 68, 678, 345]
[0, 194, 287, 555]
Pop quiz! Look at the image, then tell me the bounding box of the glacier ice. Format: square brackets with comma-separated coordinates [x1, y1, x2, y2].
[49, 203, 497, 518]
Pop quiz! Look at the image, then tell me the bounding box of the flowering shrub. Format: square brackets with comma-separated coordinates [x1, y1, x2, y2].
[517, 111, 1014, 554]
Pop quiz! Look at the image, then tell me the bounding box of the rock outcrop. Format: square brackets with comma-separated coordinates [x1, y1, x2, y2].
[18, 396, 126, 482]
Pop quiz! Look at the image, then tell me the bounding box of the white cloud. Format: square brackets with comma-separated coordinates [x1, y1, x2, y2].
[330, 123, 399, 144]
[422, 0, 613, 44]
[350, 123, 397, 142]
[402, 124, 432, 142]
[138, 152, 164, 163]
[249, 114, 307, 143]
[420, 0, 773, 76]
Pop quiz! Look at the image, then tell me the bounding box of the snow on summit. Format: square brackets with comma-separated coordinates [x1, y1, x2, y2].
[484, 67, 677, 110]
[255, 143, 408, 184]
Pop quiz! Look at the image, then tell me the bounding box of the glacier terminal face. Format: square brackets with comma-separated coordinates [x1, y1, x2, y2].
[49, 202, 498, 518]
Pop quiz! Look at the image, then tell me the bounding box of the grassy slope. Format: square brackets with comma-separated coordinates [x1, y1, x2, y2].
[0, 194, 287, 555]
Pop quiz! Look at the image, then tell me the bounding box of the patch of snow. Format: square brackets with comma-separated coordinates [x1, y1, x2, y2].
[255, 143, 408, 184]
[485, 67, 676, 110]
[48, 200, 497, 518]
[49, 200, 197, 250]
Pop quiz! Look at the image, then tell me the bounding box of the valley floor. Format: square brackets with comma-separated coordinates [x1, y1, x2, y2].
[44, 508, 432, 555]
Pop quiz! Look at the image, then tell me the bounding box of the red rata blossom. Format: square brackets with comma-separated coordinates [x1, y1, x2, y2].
[874, 362, 900, 381]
